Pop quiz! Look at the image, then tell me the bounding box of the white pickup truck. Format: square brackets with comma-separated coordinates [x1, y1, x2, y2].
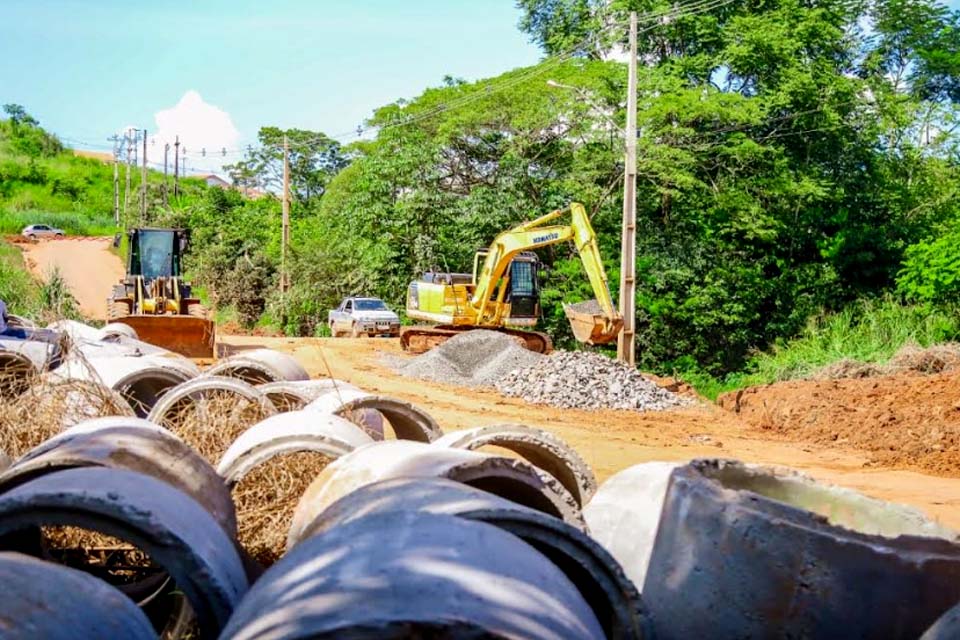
[328, 296, 401, 338]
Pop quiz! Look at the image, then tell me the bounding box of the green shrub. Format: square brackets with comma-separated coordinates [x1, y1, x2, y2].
[898, 223, 960, 306]
[0, 210, 115, 236]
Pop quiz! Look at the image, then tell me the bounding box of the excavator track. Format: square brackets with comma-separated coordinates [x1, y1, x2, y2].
[399, 325, 553, 355]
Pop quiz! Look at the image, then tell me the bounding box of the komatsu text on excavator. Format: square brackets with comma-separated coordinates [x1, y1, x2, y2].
[401, 202, 623, 353]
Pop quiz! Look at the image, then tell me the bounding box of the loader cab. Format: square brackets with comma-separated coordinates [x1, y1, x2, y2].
[472, 250, 540, 321]
[127, 228, 189, 281]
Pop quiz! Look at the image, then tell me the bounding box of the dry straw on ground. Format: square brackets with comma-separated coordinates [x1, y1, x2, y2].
[231, 451, 332, 566]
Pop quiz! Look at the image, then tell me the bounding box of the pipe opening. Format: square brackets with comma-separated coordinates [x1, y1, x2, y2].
[117, 370, 188, 417]
[700, 461, 957, 539]
[459, 476, 565, 521]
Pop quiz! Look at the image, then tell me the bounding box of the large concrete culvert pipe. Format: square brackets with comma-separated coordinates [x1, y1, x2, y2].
[432, 423, 598, 508]
[0, 467, 248, 637]
[0, 552, 156, 640]
[221, 510, 605, 640]
[304, 388, 440, 442]
[217, 411, 375, 484]
[1, 420, 237, 536]
[257, 379, 357, 412]
[52, 355, 197, 417]
[300, 477, 650, 639]
[147, 375, 277, 426]
[287, 440, 584, 548]
[0, 349, 37, 397]
[207, 348, 309, 385]
[641, 458, 960, 640]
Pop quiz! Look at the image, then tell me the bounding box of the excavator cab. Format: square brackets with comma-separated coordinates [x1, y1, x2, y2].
[472, 250, 540, 326]
[107, 228, 215, 358]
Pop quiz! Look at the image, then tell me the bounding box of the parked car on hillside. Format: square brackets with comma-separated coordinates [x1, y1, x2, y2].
[21, 224, 65, 240]
[328, 296, 401, 337]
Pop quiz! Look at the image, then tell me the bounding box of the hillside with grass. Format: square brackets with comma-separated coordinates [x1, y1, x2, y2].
[0, 105, 208, 236]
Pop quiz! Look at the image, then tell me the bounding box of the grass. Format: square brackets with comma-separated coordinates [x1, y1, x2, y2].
[0, 239, 38, 313]
[682, 297, 960, 400]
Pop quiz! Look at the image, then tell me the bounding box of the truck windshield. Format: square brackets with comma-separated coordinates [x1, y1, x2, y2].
[137, 230, 176, 279]
[355, 299, 387, 311]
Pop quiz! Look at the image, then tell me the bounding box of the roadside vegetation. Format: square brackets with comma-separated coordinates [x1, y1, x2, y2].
[3, 0, 960, 397]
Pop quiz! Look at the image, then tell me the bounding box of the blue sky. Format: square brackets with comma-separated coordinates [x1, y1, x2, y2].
[0, 1, 541, 171]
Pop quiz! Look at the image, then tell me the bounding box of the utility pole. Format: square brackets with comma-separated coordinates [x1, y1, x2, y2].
[173, 136, 180, 198]
[110, 135, 120, 226]
[281, 135, 291, 294]
[616, 11, 638, 366]
[124, 129, 134, 221]
[163, 143, 170, 205]
[140, 128, 148, 224]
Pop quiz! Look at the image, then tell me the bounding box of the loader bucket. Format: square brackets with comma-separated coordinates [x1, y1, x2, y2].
[563, 300, 623, 346]
[114, 316, 216, 359]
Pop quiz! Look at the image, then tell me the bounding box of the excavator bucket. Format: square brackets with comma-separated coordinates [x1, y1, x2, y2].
[114, 316, 216, 359]
[563, 300, 623, 345]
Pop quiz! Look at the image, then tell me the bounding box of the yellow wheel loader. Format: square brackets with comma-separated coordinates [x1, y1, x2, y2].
[107, 228, 215, 358]
[401, 202, 623, 354]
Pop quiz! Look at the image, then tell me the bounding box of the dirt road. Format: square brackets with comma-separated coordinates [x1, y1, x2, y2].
[21, 238, 123, 321]
[221, 335, 960, 531]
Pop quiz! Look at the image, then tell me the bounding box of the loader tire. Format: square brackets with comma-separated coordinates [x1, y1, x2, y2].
[107, 300, 129, 321]
[187, 303, 208, 319]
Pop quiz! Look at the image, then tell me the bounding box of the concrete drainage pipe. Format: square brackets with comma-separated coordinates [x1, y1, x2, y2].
[922, 600, 960, 639]
[207, 349, 309, 385]
[0, 467, 248, 637]
[147, 375, 277, 428]
[301, 477, 649, 639]
[257, 379, 357, 412]
[304, 388, 439, 442]
[217, 411, 375, 484]
[1, 423, 237, 536]
[583, 461, 683, 591]
[432, 423, 598, 507]
[642, 458, 960, 640]
[52, 355, 197, 417]
[222, 510, 604, 640]
[0, 552, 156, 640]
[287, 440, 584, 548]
[0, 350, 36, 397]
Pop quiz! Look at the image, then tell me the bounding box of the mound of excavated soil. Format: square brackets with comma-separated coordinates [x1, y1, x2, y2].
[720, 370, 960, 475]
[811, 343, 960, 380]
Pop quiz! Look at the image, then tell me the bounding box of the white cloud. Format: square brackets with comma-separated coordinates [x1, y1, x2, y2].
[149, 90, 241, 177]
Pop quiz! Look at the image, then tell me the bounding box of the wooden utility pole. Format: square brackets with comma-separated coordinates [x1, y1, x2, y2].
[163, 143, 170, 205]
[616, 11, 638, 366]
[281, 135, 291, 293]
[173, 136, 180, 197]
[110, 135, 120, 226]
[140, 128, 148, 223]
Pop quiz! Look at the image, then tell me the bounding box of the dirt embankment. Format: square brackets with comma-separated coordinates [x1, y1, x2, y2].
[19, 237, 124, 321]
[720, 371, 960, 475]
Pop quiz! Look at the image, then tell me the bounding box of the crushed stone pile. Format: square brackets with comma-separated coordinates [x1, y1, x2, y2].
[495, 350, 690, 412]
[398, 330, 544, 387]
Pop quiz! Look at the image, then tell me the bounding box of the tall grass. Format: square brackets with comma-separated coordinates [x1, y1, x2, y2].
[683, 297, 960, 399]
[0, 210, 116, 236]
[0, 240, 38, 314]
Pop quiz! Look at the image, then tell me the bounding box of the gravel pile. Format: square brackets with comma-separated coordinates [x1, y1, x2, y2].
[399, 330, 544, 387]
[495, 350, 690, 412]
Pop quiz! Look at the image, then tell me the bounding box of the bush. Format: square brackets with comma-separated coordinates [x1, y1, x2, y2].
[898, 223, 960, 306]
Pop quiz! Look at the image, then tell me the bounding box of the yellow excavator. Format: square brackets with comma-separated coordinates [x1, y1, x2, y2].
[401, 202, 623, 353]
[107, 228, 215, 358]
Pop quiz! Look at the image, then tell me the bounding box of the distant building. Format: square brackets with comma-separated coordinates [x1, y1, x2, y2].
[197, 173, 232, 189]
